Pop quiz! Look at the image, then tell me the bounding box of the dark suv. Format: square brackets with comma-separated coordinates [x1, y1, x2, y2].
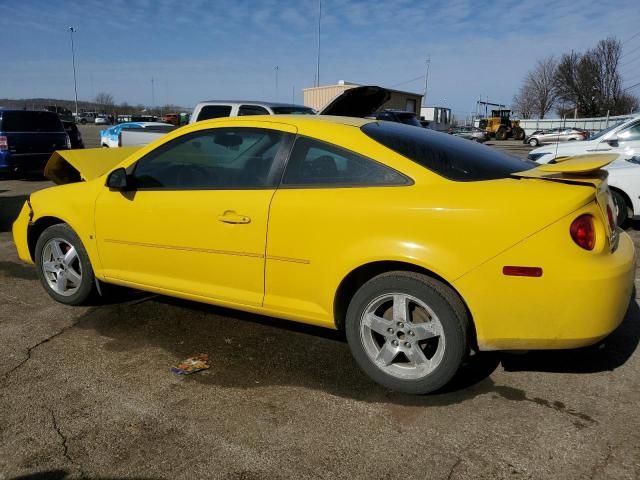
[0, 110, 70, 175]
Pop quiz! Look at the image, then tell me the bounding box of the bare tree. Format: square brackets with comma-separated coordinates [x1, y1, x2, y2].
[94, 92, 115, 112]
[555, 38, 638, 116]
[513, 56, 558, 118]
[512, 88, 536, 118]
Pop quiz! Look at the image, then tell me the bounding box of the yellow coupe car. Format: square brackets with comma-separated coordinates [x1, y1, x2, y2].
[12, 116, 635, 394]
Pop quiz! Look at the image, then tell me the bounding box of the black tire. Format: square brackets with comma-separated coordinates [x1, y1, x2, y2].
[513, 127, 525, 140]
[35, 224, 97, 305]
[528, 138, 539, 147]
[495, 128, 507, 140]
[80, 119, 87, 125]
[345, 272, 469, 394]
[611, 189, 630, 226]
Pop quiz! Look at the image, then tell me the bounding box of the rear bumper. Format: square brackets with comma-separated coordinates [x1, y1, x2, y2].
[0, 152, 51, 173]
[455, 229, 635, 351]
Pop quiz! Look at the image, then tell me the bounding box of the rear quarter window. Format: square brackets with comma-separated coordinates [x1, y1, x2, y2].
[197, 105, 233, 121]
[1, 111, 64, 133]
[362, 121, 534, 181]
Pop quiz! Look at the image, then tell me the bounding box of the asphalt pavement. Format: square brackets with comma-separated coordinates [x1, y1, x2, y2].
[0, 138, 639, 480]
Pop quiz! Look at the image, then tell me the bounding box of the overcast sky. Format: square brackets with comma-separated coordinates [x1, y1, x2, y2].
[2, 0, 640, 117]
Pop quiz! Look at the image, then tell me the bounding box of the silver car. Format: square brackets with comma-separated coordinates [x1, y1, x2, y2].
[449, 126, 489, 143]
[525, 127, 588, 146]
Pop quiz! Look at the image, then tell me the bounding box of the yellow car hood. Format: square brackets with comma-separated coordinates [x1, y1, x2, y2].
[44, 147, 141, 185]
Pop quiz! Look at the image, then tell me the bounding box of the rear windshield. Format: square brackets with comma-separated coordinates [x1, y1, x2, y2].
[271, 106, 315, 115]
[1, 111, 64, 133]
[362, 121, 535, 181]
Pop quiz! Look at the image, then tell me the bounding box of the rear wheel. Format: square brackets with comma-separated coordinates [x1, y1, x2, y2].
[528, 138, 539, 147]
[495, 128, 507, 140]
[35, 224, 97, 305]
[345, 272, 468, 394]
[611, 189, 630, 226]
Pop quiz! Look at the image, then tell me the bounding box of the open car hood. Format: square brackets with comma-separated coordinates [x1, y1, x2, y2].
[44, 147, 141, 185]
[319, 85, 391, 117]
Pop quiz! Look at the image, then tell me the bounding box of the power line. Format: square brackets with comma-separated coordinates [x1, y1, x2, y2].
[622, 30, 640, 45]
[624, 81, 640, 92]
[622, 54, 640, 68]
[621, 43, 640, 60]
[390, 75, 425, 88]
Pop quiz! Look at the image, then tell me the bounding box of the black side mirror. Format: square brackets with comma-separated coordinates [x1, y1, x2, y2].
[106, 167, 130, 190]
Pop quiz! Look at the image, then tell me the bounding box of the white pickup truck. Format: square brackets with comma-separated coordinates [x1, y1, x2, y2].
[120, 124, 176, 147]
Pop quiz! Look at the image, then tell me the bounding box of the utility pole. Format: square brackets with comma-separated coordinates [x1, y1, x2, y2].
[151, 76, 155, 114]
[315, 0, 321, 87]
[422, 55, 430, 107]
[275, 66, 279, 100]
[68, 27, 79, 116]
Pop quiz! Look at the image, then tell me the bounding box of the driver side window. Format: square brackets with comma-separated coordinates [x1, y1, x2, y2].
[132, 128, 286, 189]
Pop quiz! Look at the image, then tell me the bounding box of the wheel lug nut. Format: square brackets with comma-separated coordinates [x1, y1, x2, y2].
[404, 342, 411, 348]
[409, 331, 415, 336]
[392, 340, 399, 346]
[387, 328, 394, 334]
[397, 322, 404, 328]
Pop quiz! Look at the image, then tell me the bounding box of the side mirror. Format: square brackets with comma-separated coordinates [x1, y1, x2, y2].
[106, 167, 130, 190]
[604, 135, 619, 147]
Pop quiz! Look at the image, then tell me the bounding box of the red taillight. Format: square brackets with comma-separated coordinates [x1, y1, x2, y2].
[0, 136, 7, 151]
[570, 214, 595, 250]
[606, 204, 616, 230]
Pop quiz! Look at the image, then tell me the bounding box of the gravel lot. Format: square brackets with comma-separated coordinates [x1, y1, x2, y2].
[0, 138, 639, 480]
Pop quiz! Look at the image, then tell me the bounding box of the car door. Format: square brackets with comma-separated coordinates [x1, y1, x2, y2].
[94, 124, 295, 307]
[264, 135, 411, 323]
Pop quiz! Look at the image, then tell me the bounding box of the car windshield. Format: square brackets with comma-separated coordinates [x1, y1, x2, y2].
[590, 120, 626, 140]
[271, 106, 316, 115]
[362, 121, 535, 181]
[0, 111, 64, 132]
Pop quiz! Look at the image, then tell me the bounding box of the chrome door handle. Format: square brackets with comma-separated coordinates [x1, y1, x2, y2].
[218, 211, 251, 224]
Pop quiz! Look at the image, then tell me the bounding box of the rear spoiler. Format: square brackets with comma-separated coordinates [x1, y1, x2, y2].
[512, 154, 618, 183]
[45, 146, 141, 185]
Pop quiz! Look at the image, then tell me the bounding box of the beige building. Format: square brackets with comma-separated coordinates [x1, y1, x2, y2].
[303, 80, 423, 115]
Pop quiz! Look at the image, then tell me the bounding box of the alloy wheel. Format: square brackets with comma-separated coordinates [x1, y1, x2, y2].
[359, 293, 446, 380]
[41, 238, 83, 296]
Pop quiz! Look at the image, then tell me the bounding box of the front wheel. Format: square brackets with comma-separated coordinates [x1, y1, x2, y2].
[528, 138, 539, 147]
[345, 272, 469, 394]
[35, 224, 97, 305]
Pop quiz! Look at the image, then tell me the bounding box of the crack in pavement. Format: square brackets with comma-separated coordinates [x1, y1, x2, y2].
[49, 408, 85, 478]
[0, 318, 82, 382]
[446, 456, 463, 480]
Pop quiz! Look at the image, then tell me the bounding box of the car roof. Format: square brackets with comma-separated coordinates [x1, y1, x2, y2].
[196, 101, 312, 108]
[194, 114, 374, 129]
